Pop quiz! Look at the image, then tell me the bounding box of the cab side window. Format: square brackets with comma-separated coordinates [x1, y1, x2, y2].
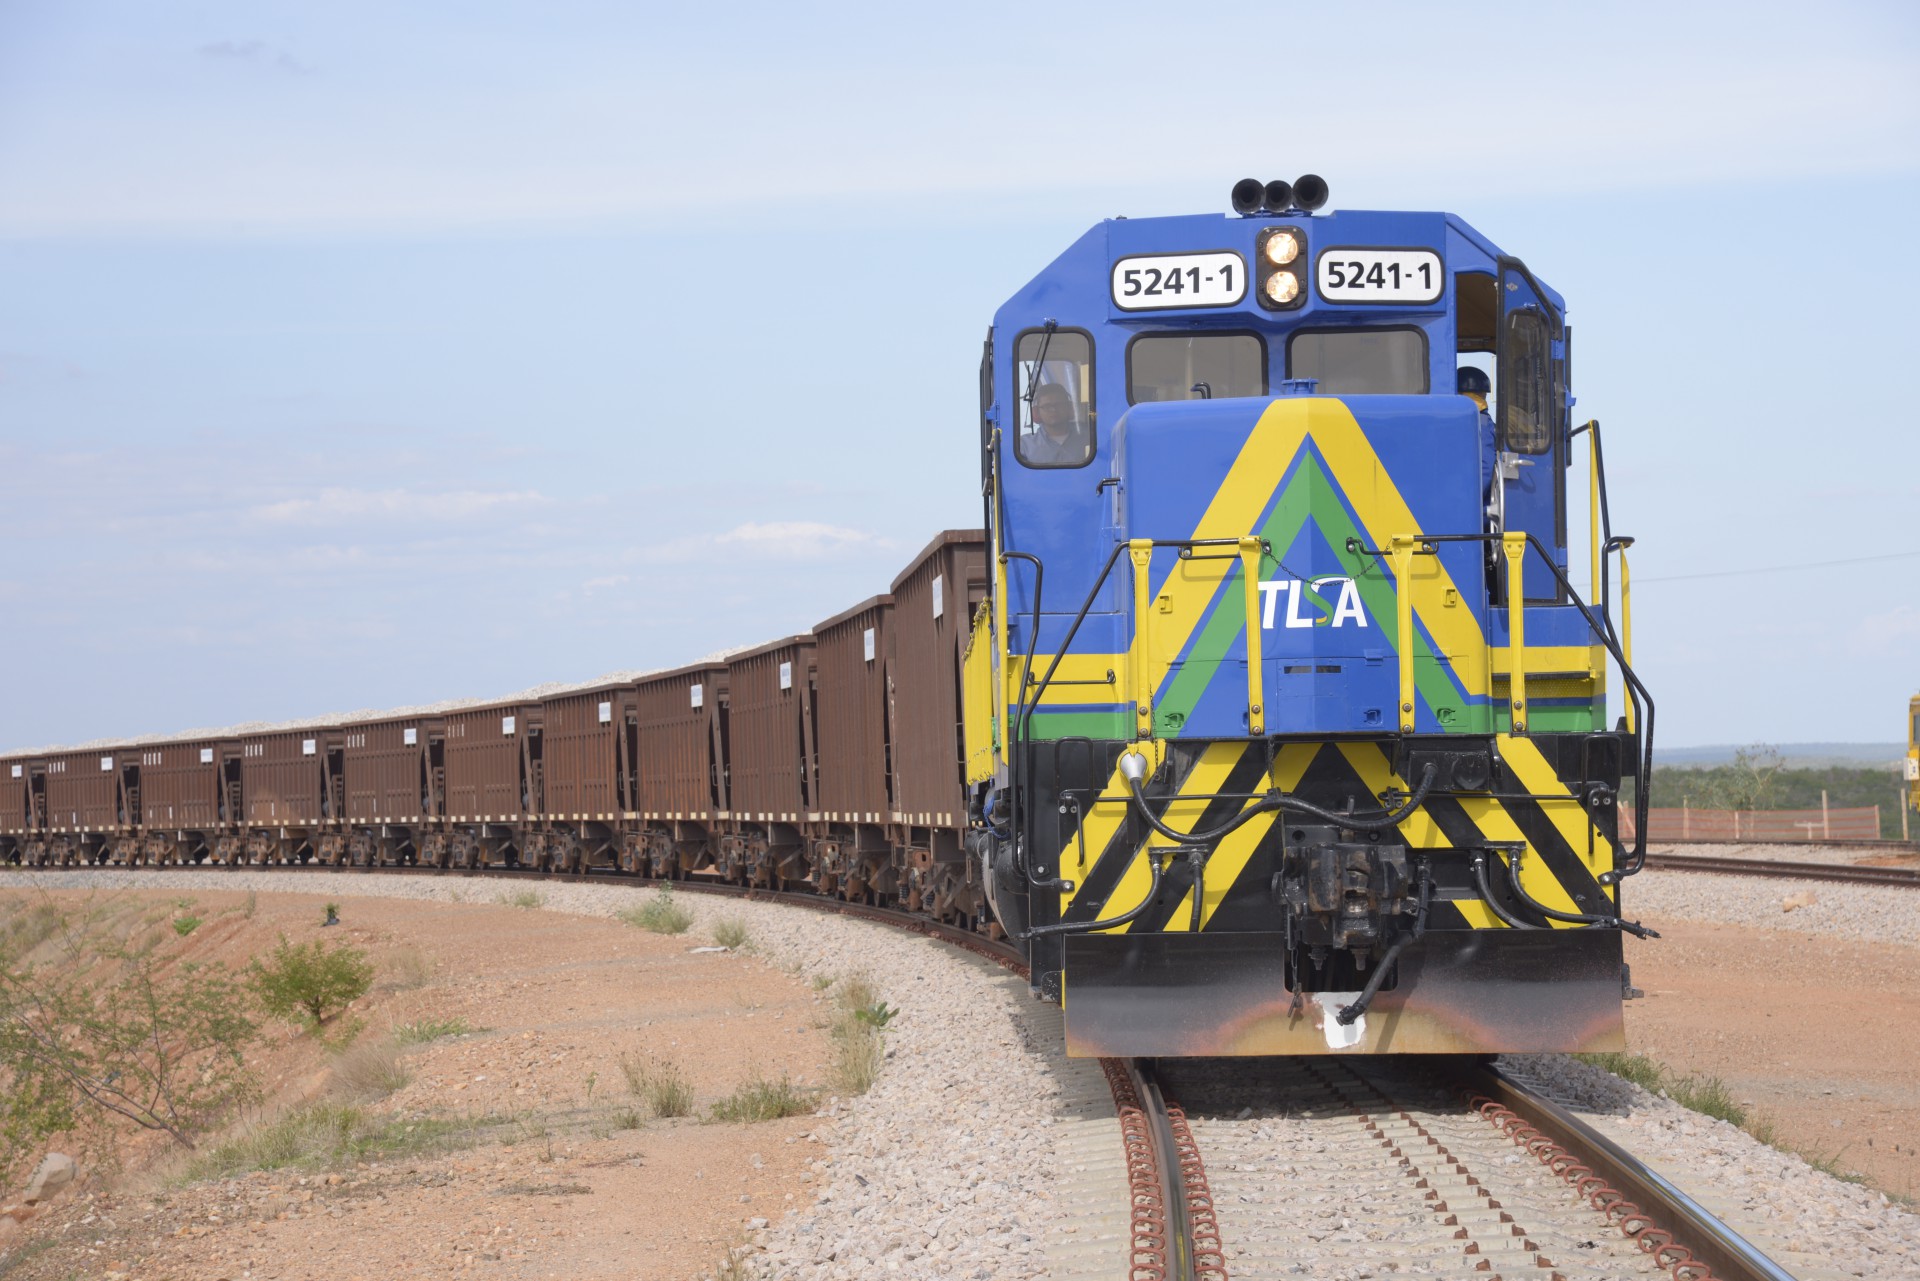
[1015, 329, 1094, 469]
[1127, 333, 1266, 403]
[1499, 310, 1553, 454]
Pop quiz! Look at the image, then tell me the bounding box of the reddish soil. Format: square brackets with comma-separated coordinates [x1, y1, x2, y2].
[0, 887, 836, 1280]
[1623, 917, 1920, 1201]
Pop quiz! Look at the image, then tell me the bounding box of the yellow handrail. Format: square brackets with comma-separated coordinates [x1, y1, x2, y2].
[1129, 540, 1154, 736]
[1502, 531, 1528, 734]
[1389, 535, 1419, 732]
[1620, 547, 1635, 733]
[1238, 536, 1265, 735]
[1586, 422, 1601, 606]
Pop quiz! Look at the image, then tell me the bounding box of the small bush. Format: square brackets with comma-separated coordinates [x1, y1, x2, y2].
[620, 1053, 693, 1118]
[712, 918, 749, 950]
[321, 903, 340, 927]
[708, 1073, 811, 1123]
[618, 890, 692, 935]
[500, 889, 544, 910]
[393, 1017, 475, 1045]
[384, 946, 433, 990]
[329, 1039, 410, 1100]
[172, 914, 202, 937]
[825, 973, 889, 1096]
[810, 975, 833, 992]
[249, 935, 375, 1029]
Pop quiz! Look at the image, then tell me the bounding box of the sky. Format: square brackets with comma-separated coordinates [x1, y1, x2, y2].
[1, 0, 1916, 752]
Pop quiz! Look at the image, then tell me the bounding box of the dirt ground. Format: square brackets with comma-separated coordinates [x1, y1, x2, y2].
[1621, 916, 1920, 1201]
[0, 887, 838, 1281]
[5, 884, 1916, 1281]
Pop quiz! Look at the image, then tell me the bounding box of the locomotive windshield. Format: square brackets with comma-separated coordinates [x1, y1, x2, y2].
[1126, 333, 1266, 403]
[1287, 327, 1427, 393]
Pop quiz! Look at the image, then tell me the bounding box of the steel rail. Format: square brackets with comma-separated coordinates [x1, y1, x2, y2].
[1642, 852, 1920, 888]
[1462, 1062, 1795, 1281]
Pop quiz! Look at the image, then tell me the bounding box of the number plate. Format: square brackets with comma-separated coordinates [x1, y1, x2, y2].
[1111, 252, 1246, 311]
[1316, 248, 1443, 304]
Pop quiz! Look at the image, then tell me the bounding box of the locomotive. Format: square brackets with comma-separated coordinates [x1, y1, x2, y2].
[1, 178, 1654, 1060]
[965, 176, 1653, 1057]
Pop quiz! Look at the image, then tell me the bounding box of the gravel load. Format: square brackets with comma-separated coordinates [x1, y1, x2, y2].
[6, 870, 1060, 1280]
[1500, 1054, 1920, 1280]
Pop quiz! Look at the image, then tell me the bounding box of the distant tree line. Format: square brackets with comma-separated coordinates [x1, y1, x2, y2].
[1621, 746, 1908, 838]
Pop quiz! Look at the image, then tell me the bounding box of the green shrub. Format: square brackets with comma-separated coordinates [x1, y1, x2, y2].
[499, 889, 544, 910]
[619, 1053, 693, 1118]
[393, 1017, 475, 1045]
[712, 918, 749, 949]
[249, 935, 375, 1029]
[708, 1073, 811, 1123]
[172, 914, 202, 937]
[618, 889, 692, 935]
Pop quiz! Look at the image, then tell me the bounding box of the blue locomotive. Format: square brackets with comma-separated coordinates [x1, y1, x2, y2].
[964, 177, 1655, 1057]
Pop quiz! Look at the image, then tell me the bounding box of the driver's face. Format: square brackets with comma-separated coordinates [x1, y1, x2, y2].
[1034, 395, 1073, 429]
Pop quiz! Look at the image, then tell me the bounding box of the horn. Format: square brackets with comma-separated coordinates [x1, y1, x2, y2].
[1292, 173, 1329, 211]
[1262, 179, 1293, 213]
[1230, 178, 1264, 215]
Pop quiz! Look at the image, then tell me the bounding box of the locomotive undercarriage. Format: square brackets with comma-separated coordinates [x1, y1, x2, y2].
[997, 730, 1638, 1057]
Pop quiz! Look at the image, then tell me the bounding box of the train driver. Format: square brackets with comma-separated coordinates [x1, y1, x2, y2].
[1023, 382, 1091, 466]
[1456, 365, 1497, 498]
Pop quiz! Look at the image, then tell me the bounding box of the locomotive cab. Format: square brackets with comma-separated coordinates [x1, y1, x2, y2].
[967, 179, 1654, 1057]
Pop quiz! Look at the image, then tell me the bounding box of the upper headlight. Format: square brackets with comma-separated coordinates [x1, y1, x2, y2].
[1263, 230, 1301, 266]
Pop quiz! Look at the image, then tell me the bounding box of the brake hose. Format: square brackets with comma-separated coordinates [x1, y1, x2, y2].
[1502, 847, 1659, 939]
[1124, 759, 1439, 845]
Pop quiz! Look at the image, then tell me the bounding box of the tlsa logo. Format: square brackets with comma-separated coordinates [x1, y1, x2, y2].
[1257, 577, 1368, 629]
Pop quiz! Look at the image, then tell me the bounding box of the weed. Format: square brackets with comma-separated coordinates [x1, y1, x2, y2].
[171, 914, 202, 937]
[500, 889, 545, 910]
[708, 1073, 811, 1123]
[619, 1053, 694, 1118]
[249, 934, 375, 1029]
[611, 1106, 644, 1131]
[321, 903, 340, 927]
[618, 889, 692, 935]
[854, 1001, 897, 1028]
[392, 1016, 475, 1045]
[810, 975, 833, 992]
[383, 946, 434, 990]
[188, 1104, 473, 1179]
[241, 890, 258, 920]
[712, 918, 749, 950]
[822, 973, 889, 1096]
[329, 1038, 410, 1100]
[1574, 1051, 1747, 1127]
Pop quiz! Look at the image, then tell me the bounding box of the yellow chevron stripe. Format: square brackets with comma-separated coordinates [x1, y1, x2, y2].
[1336, 742, 1453, 851]
[1166, 741, 1327, 931]
[1456, 794, 1586, 925]
[1498, 735, 1617, 905]
[1084, 741, 1248, 932]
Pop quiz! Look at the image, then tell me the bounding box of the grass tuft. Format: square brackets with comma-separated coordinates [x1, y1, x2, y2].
[188, 1104, 473, 1179]
[707, 1073, 811, 1123]
[392, 1016, 477, 1045]
[619, 1053, 694, 1118]
[618, 889, 692, 935]
[329, 1038, 411, 1100]
[1574, 1051, 1747, 1127]
[712, 918, 749, 950]
[383, 946, 434, 990]
[823, 972, 889, 1096]
[499, 889, 545, 910]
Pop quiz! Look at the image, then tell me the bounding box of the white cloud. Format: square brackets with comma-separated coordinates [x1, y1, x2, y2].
[715, 521, 889, 560]
[248, 487, 549, 525]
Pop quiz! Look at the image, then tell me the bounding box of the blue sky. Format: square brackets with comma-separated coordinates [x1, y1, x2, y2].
[1, 1, 1916, 751]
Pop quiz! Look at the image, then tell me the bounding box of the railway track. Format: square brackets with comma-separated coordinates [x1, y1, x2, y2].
[7, 863, 1808, 1280]
[1643, 850, 1920, 888]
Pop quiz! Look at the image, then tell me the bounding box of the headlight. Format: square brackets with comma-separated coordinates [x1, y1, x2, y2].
[1264, 273, 1300, 304]
[1263, 230, 1301, 265]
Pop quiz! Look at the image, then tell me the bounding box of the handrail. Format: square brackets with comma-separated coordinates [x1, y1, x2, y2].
[1236, 536, 1266, 735]
[1347, 529, 1655, 877]
[1501, 531, 1528, 734]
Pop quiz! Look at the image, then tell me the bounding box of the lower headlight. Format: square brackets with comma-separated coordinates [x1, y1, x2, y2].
[1264, 272, 1300, 304]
